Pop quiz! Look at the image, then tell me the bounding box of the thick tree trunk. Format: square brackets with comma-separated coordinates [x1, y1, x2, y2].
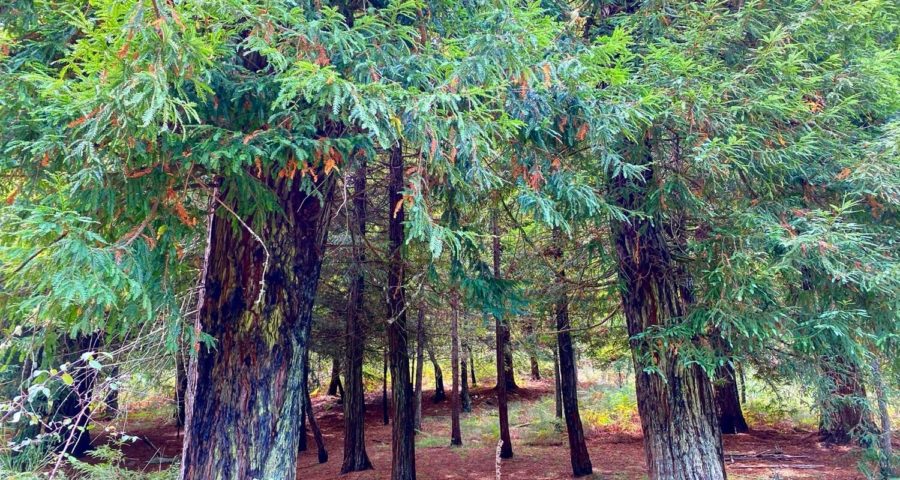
[491, 210, 513, 459]
[819, 357, 874, 445]
[715, 361, 749, 434]
[551, 230, 592, 477]
[180, 175, 332, 480]
[428, 346, 446, 403]
[299, 407, 308, 452]
[553, 348, 562, 419]
[341, 157, 373, 473]
[386, 144, 416, 480]
[414, 308, 426, 431]
[327, 356, 343, 398]
[55, 333, 100, 457]
[450, 290, 463, 446]
[611, 154, 725, 480]
[503, 337, 518, 391]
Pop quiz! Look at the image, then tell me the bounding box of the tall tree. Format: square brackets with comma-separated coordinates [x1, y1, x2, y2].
[450, 290, 463, 446]
[551, 229, 592, 477]
[386, 144, 415, 480]
[414, 308, 426, 432]
[341, 158, 373, 473]
[492, 211, 514, 459]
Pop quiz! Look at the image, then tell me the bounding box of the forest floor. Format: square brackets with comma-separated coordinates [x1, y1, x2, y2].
[101, 379, 872, 479]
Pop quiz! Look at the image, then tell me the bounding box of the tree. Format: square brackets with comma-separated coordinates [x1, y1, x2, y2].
[449, 289, 463, 446]
[340, 157, 372, 473]
[386, 144, 415, 480]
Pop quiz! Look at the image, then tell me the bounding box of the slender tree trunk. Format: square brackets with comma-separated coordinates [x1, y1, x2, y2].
[819, 357, 874, 445]
[468, 345, 477, 387]
[737, 363, 747, 404]
[386, 144, 415, 480]
[414, 308, 426, 431]
[870, 357, 894, 478]
[303, 349, 328, 464]
[491, 210, 513, 459]
[383, 346, 390, 426]
[341, 158, 373, 472]
[180, 175, 333, 480]
[551, 229, 592, 477]
[450, 290, 463, 446]
[610, 150, 725, 480]
[553, 347, 562, 419]
[526, 318, 541, 381]
[461, 338, 472, 413]
[427, 346, 446, 403]
[175, 351, 187, 428]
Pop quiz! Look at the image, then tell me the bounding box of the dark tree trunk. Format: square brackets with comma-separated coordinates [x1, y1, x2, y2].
[428, 346, 446, 403]
[491, 210, 513, 459]
[414, 308, 426, 431]
[175, 351, 187, 428]
[382, 346, 390, 426]
[341, 157, 373, 473]
[819, 357, 874, 445]
[386, 144, 416, 480]
[298, 407, 308, 452]
[503, 336, 518, 391]
[553, 347, 562, 419]
[180, 175, 333, 480]
[714, 361, 749, 434]
[526, 318, 541, 381]
[461, 338, 472, 413]
[450, 290, 463, 446]
[610, 149, 725, 480]
[327, 356, 342, 398]
[468, 345, 477, 387]
[303, 349, 328, 464]
[551, 229, 592, 477]
[55, 333, 100, 457]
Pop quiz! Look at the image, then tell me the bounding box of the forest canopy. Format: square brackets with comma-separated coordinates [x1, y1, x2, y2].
[0, 0, 897, 479]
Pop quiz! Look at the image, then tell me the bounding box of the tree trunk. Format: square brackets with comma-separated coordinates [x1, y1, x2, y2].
[298, 407, 308, 452]
[870, 357, 894, 478]
[414, 308, 426, 431]
[175, 351, 187, 428]
[610, 152, 725, 480]
[382, 346, 390, 426]
[461, 338, 472, 413]
[737, 363, 747, 404]
[55, 333, 101, 457]
[526, 318, 541, 381]
[553, 347, 562, 419]
[450, 290, 463, 446]
[503, 337, 518, 391]
[428, 346, 446, 403]
[714, 361, 749, 434]
[491, 210, 513, 459]
[180, 175, 333, 480]
[341, 157, 373, 473]
[386, 144, 416, 480]
[819, 357, 874, 445]
[327, 356, 342, 398]
[551, 229, 592, 477]
[468, 345, 477, 386]
[303, 349, 328, 464]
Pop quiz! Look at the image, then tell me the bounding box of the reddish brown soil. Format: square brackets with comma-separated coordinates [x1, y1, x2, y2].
[99, 379, 869, 479]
